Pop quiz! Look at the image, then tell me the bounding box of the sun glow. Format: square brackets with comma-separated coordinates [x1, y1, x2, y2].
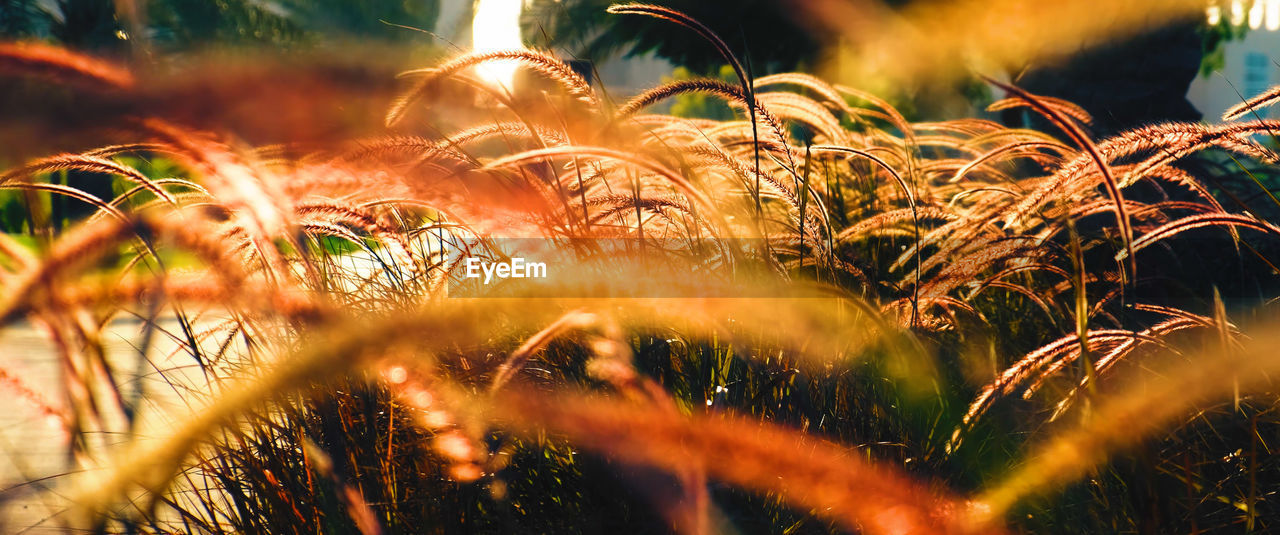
[472, 0, 525, 90]
[1215, 1, 1280, 30]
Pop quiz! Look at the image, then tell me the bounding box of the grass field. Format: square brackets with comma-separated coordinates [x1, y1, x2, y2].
[2, 4, 1280, 534]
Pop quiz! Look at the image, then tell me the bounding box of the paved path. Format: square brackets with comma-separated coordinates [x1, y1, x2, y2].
[1, 316, 217, 533]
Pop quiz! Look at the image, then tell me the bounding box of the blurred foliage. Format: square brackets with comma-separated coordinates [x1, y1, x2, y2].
[1, 0, 440, 53]
[0, 190, 30, 234]
[1, 0, 54, 38]
[665, 65, 736, 120]
[0, 0, 441, 232]
[1200, 10, 1251, 76]
[145, 0, 441, 51]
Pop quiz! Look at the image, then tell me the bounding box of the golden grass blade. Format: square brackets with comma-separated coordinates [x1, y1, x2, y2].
[1119, 213, 1280, 261]
[0, 182, 128, 222]
[486, 388, 997, 535]
[484, 145, 733, 236]
[983, 76, 1135, 278]
[987, 95, 1092, 127]
[973, 320, 1280, 525]
[0, 154, 179, 207]
[1223, 84, 1280, 121]
[606, 4, 751, 103]
[388, 49, 599, 126]
[0, 41, 133, 89]
[489, 311, 597, 392]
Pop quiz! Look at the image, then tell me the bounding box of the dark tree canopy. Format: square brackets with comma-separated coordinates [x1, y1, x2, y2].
[1014, 20, 1206, 134]
[145, 0, 440, 50]
[531, 1, 1242, 130]
[524, 0, 857, 75]
[2, 0, 441, 54]
[0, 0, 52, 38]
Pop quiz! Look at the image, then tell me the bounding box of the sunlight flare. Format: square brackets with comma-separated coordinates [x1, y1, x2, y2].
[472, 0, 526, 90]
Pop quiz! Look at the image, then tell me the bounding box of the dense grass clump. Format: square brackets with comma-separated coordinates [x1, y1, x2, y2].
[3, 6, 1280, 534]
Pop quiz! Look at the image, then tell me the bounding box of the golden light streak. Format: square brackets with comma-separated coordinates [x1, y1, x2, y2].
[799, 0, 1208, 92]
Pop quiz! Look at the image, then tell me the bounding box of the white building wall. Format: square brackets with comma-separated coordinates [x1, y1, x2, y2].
[1188, 28, 1280, 120]
[436, 0, 473, 43]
